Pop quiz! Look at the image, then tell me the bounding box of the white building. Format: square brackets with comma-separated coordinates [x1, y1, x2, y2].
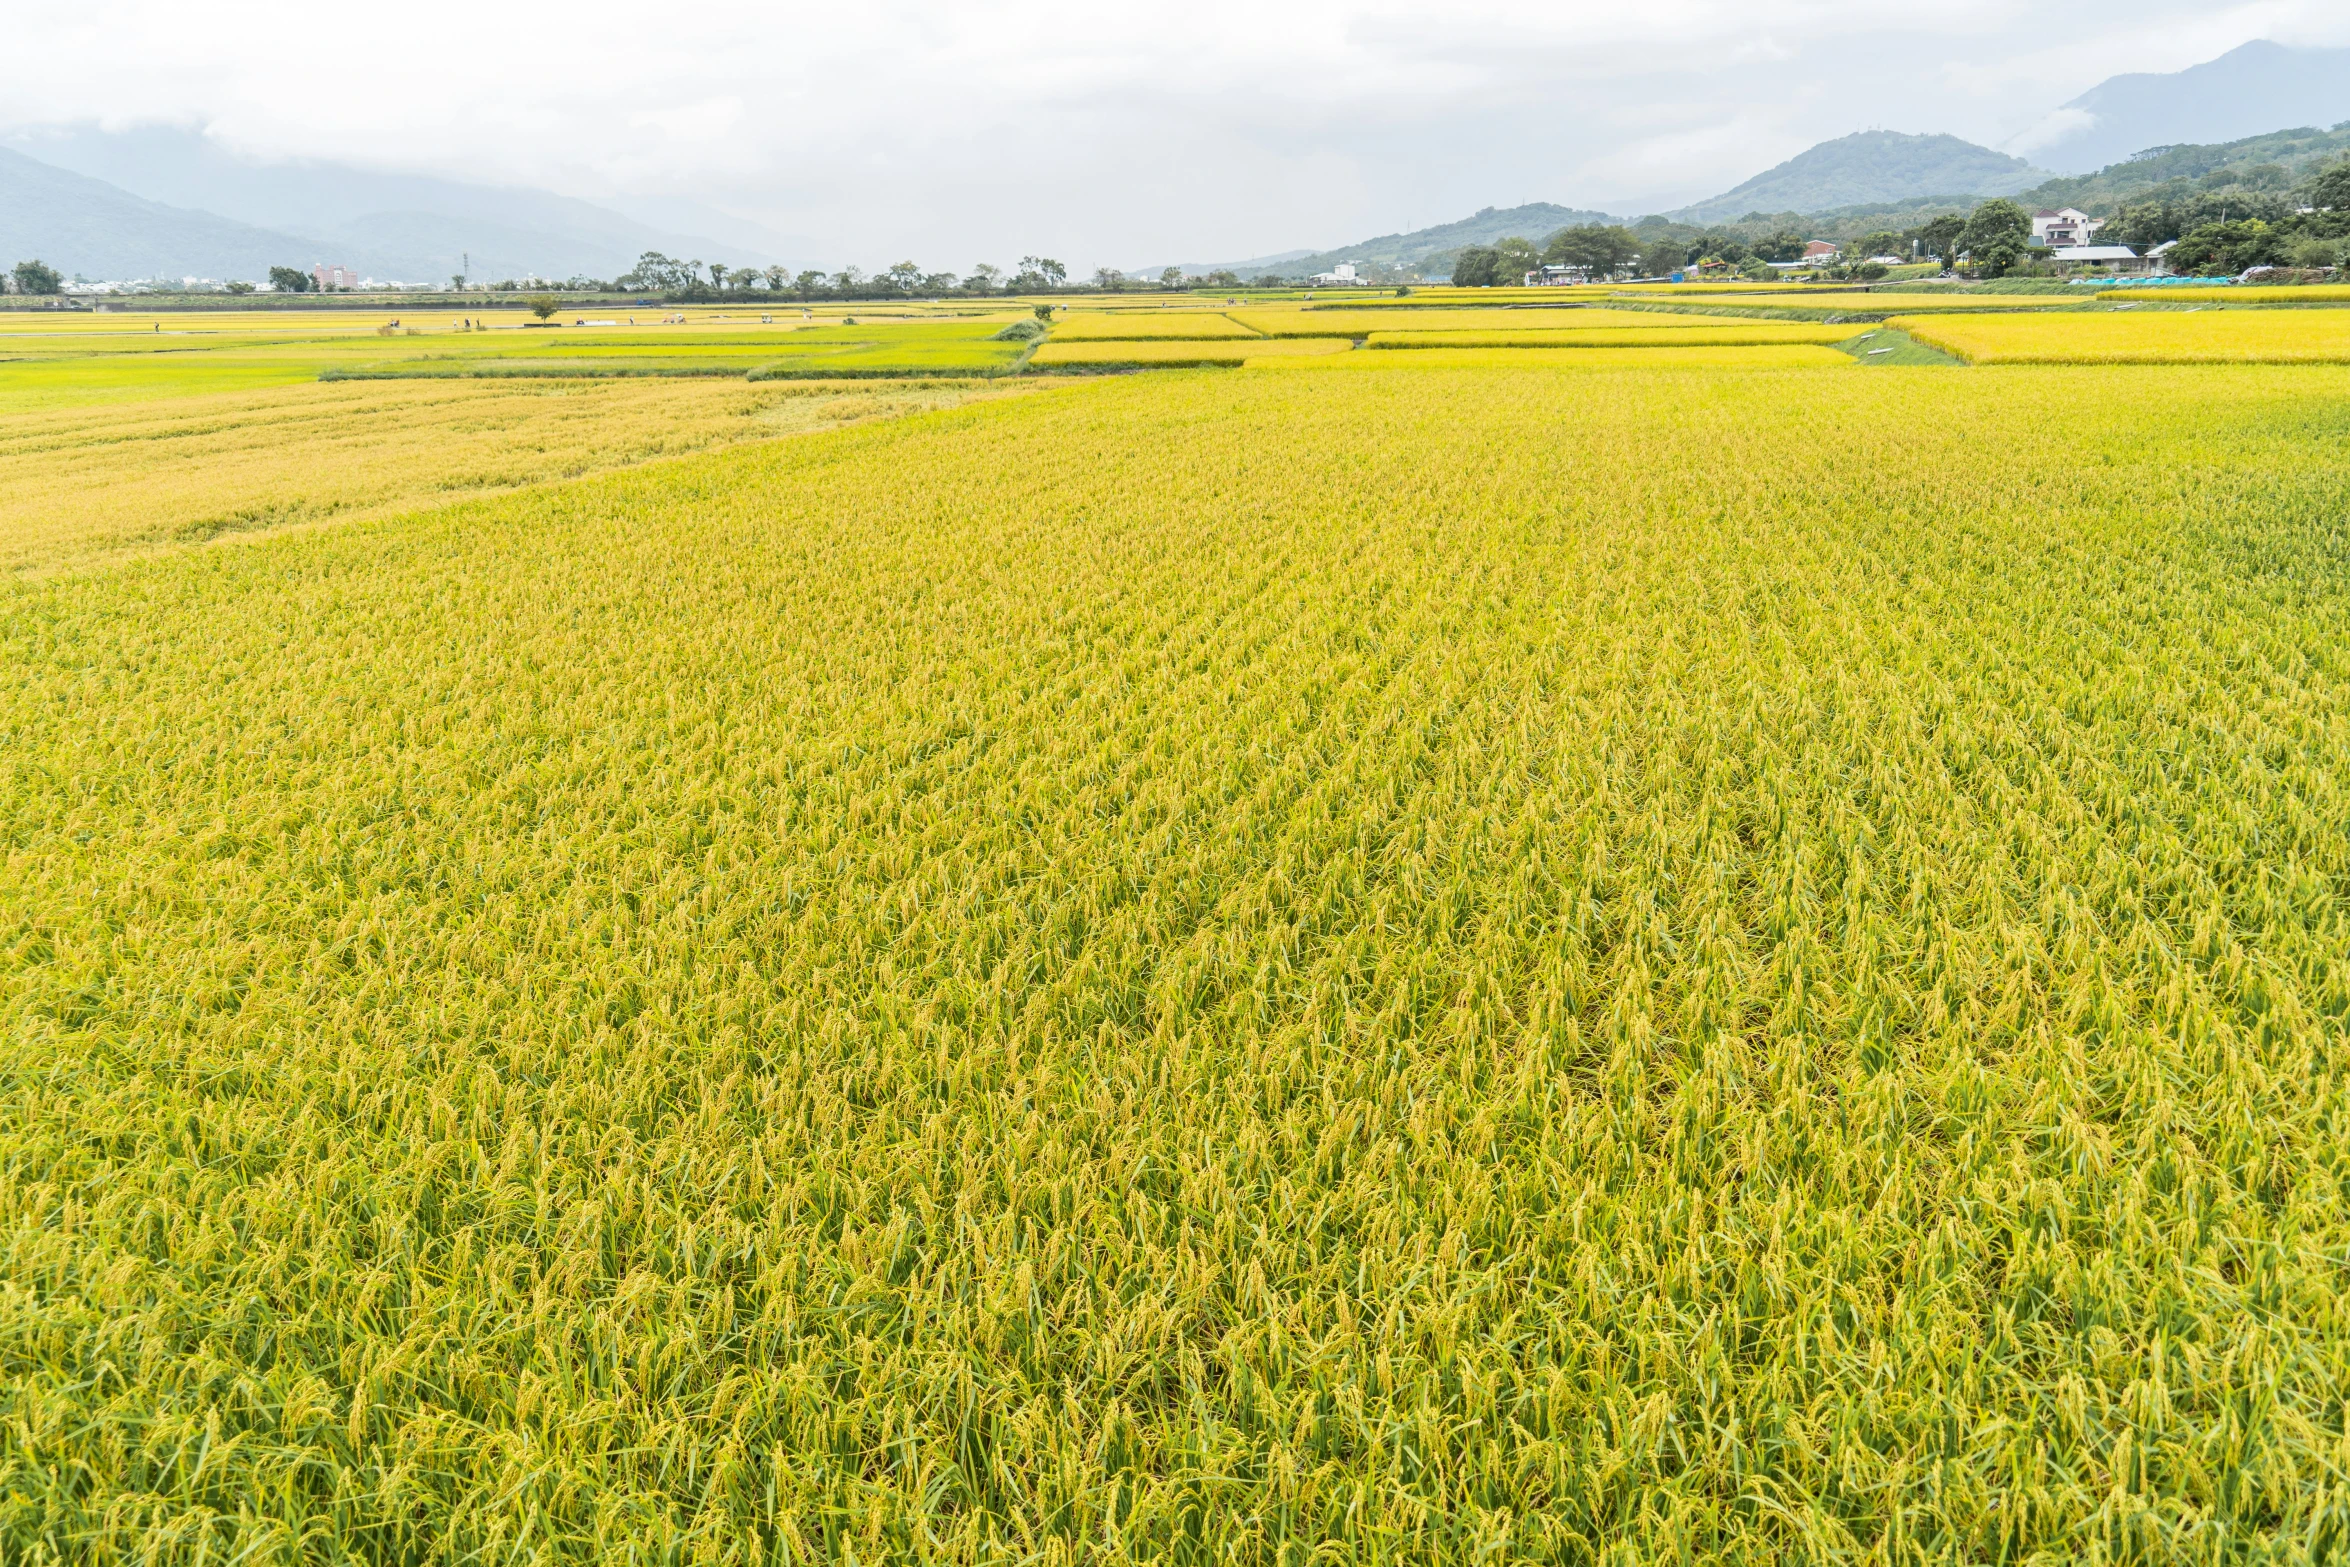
[2031, 209, 2104, 248]
[2048, 244, 2148, 275]
[1307, 262, 1365, 285]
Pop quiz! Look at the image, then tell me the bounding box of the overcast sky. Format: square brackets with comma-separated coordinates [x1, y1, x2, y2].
[6, 0, 2348, 271]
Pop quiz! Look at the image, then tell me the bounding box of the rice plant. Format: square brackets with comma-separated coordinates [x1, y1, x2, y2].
[4, 357, 2350, 1565]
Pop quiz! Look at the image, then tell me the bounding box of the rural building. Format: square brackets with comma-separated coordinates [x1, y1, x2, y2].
[1524, 264, 1588, 285]
[312, 263, 360, 290]
[1801, 240, 1840, 264]
[2031, 208, 2104, 247]
[2048, 244, 2150, 275]
[1307, 262, 1366, 285]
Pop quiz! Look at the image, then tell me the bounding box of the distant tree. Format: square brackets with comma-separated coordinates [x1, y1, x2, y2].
[1959, 199, 2031, 276]
[1916, 215, 1967, 271]
[13, 258, 64, 295]
[2311, 160, 2350, 212]
[1252, 274, 1288, 288]
[762, 265, 789, 293]
[921, 272, 959, 293]
[1854, 230, 1905, 262]
[2166, 220, 2285, 275]
[1205, 269, 1241, 288]
[834, 266, 865, 293]
[1033, 303, 1054, 322]
[450, 273, 467, 290]
[794, 270, 829, 298]
[883, 260, 921, 293]
[619, 252, 698, 292]
[1160, 266, 1185, 289]
[1639, 238, 1687, 276]
[966, 263, 1003, 293]
[2287, 234, 2343, 270]
[1748, 230, 1811, 265]
[706, 261, 726, 291]
[1019, 256, 1067, 287]
[2107, 201, 2178, 248]
[1094, 267, 1127, 291]
[225, 279, 256, 295]
[526, 293, 562, 320]
[1543, 225, 1641, 277]
[1451, 246, 1503, 287]
[1490, 236, 1540, 282]
[266, 265, 312, 294]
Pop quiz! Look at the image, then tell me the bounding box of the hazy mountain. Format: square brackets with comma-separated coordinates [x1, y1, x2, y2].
[0, 146, 324, 281]
[2017, 124, 2350, 213]
[1667, 132, 2047, 226]
[1, 125, 819, 282]
[2015, 42, 2350, 176]
[1138, 249, 1317, 278]
[1150, 204, 1621, 280]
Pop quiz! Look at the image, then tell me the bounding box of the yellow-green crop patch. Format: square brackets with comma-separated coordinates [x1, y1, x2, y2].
[1704, 291, 2083, 312]
[8, 344, 2350, 1566]
[1894, 308, 2350, 363]
[1029, 337, 1354, 367]
[1045, 312, 1264, 341]
[1364, 322, 1855, 349]
[2099, 285, 2350, 304]
[1247, 343, 1855, 370]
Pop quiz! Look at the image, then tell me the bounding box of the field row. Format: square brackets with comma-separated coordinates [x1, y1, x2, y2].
[1893, 309, 2350, 363]
[0, 377, 1048, 575]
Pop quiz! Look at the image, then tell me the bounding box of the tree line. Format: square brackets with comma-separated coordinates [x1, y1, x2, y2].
[6, 260, 64, 295]
[599, 254, 1224, 300]
[1444, 159, 2350, 287]
[2103, 160, 2350, 273]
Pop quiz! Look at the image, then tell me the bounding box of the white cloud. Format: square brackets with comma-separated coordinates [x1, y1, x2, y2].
[2004, 107, 2097, 157]
[0, 0, 2325, 270]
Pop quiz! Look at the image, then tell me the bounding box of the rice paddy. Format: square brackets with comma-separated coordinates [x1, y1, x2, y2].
[6, 299, 2350, 1565]
[0, 376, 1041, 576]
[1029, 337, 1354, 367]
[1360, 323, 1856, 349]
[1891, 308, 2350, 364]
[1042, 313, 1269, 341]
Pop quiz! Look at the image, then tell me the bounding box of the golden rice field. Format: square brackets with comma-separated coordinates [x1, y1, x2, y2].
[0, 310, 1033, 407]
[1690, 292, 2080, 313]
[1245, 343, 1856, 371]
[9, 303, 2350, 1565]
[1362, 322, 1855, 349]
[2100, 287, 2350, 305]
[1043, 312, 1267, 341]
[0, 376, 1037, 575]
[1894, 308, 2350, 364]
[1030, 337, 1355, 367]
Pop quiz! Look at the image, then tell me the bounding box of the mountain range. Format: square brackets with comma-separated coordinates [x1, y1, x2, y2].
[1662, 132, 2048, 226]
[10, 40, 2350, 289]
[0, 126, 811, 284]
[1141, 40, 2350, 281]
[2015, 40, 2350, 175]
[1156, 205, 1621, 281]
